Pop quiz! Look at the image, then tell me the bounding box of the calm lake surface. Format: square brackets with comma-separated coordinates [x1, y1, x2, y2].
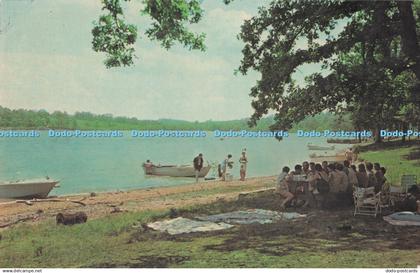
[0, 132, 349, 195]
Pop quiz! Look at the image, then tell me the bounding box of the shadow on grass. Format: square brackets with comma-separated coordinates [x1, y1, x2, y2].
[103, 192, 420, 267]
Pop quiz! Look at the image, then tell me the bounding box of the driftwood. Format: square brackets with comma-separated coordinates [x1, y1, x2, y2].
[67, 199, 87, 206]
[56, 212, 87, 225]
[107, 202, 127, 213]
[0, 215, 38, 228]
[15, 200, 34, 206]
[15, 198, 86, 206]
[110, 207, 128, 213]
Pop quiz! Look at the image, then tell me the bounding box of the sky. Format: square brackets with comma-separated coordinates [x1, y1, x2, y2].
[0, 0, 314, 121]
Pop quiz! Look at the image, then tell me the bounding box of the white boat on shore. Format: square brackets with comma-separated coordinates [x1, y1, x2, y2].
[0, 177, 59, 199]
[307, 143, 335, 150]
[143, 164, 211, 177]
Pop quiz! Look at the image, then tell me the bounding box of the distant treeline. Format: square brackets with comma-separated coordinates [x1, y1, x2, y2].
[289, 112, 354, 132]
[0, 106, 353, 131]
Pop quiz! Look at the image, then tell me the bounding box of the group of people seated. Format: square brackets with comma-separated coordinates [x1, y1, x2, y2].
[276, 160, 388, 210]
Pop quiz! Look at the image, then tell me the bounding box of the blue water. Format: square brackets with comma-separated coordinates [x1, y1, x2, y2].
[0, 132, 347, 195]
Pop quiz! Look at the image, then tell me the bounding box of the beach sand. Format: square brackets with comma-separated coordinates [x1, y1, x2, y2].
[0, 176, 276, 228]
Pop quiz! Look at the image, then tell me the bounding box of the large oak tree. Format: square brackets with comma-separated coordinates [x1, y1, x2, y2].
[92, 0, 420, 139]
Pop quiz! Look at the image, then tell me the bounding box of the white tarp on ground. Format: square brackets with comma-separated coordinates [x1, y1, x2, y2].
[147, 217, 234, 235]
[383, 212, 420, 226]
[196, 209, 306, 225]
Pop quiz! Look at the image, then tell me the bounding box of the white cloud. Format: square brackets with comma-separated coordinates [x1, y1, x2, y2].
[0, 0, 263, 121]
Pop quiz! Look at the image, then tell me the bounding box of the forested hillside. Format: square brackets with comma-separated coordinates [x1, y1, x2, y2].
[0, 106, 353, 131]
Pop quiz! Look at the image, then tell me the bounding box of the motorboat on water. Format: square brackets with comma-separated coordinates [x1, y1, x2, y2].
[309, 152, 346, 163]
[142, 164, 211, 177]
[307, 143, 335, 150]
[0, 177, 59, 199]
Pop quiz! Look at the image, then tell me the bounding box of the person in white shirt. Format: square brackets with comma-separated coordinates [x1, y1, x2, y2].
[221, 154, 233, 181]
[277, 166, 293, 209]
[239, 151, 248, 181]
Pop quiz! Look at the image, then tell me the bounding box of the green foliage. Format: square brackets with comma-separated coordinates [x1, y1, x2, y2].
[143, 0, 206, 50]
[92, 0, 209, 68]
[92, 0, 138, 68]
[89, 0, 420, 141]
[290, 112, 353, 132]
[0, 105, 261, 130]
[0, 106, 353, 131]
[237, 0, 420, 136]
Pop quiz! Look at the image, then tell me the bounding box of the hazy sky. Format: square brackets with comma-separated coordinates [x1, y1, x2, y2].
[0, 0, 313, 121]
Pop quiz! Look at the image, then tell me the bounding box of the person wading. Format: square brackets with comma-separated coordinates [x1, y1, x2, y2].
[239, 150, 248, 181]
[193, 153, 204, 182]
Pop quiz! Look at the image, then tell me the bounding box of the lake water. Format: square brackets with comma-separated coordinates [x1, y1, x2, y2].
[0, 132, 349, 195]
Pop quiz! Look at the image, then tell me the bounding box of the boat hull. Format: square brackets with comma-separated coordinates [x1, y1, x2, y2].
[0, 180, 59, 199]
[309, 154, 346, 163]
[327, 138, 359, 144]
[143, 165, 211, 177]
[307, 144, 335, 150]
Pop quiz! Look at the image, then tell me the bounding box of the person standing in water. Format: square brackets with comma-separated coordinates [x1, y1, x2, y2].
[193, 153, 204, 182]
[143, 160, 154, 175]
[239, 150, 248, 181]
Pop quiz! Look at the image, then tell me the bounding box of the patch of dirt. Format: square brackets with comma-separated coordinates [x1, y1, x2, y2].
[0, 176, 276, 229]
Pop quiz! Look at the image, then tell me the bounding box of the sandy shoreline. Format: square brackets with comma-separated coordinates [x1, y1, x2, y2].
[0, 176, 276, 228]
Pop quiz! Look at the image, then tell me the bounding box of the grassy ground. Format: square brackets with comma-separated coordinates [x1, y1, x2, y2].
[1, 192, 419, 268]
[358, 140, 420, 185]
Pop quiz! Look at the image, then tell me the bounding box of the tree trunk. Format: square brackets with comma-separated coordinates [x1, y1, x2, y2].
[397, 1, 420, 104]
[356, 126, 362, 143]
[402, 122, 407, 142]
[375, 127, 382, 143]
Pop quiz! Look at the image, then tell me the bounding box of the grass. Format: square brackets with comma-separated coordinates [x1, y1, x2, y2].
[359, 141, 420, 185]
[0, 210, 169, 267]
[1, 195, 420, 268]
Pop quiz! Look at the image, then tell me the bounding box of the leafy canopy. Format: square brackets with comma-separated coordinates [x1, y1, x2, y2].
[91, 0, 420, 137]
[236, 0, 420, 133]
[92, 0, 208, 68]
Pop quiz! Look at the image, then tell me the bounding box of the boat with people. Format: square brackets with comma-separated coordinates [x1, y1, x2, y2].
[307, 143, 335, 150]
[0, 177, 59, 199]
[142, 163, 211, 177]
